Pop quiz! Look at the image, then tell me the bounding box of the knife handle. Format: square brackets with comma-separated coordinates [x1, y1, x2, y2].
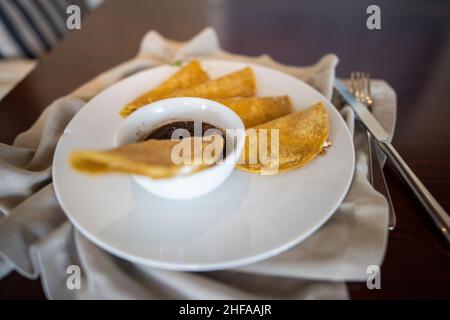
[378, 141, 450, 246]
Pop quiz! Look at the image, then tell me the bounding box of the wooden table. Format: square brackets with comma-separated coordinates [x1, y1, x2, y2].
[1, 0, 449, 299]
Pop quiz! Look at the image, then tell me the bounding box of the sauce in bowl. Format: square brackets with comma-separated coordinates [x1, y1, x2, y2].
[143, 120, 228, 159]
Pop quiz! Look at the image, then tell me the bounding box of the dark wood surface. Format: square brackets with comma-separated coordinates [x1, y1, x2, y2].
[1, 0, 449, 300]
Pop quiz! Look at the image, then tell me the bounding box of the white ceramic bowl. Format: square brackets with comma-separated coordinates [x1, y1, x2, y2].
[114, 97, 245, 200]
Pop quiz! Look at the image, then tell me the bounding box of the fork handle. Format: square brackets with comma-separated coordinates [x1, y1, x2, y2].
[378, 141, 450, 245]
[370, 137, 397, 230]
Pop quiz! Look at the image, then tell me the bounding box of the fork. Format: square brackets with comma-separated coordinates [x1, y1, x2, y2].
[350, 71, 397, 230]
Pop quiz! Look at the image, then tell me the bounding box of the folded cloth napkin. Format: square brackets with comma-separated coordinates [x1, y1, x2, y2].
[0, 28, 395, 299]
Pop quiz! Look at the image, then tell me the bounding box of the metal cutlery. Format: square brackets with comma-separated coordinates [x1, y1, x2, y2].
[334, 79, 450, 246]
[350, 71, 396, 230]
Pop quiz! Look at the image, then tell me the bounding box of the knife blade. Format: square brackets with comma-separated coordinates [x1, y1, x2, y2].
[334, 79, 390, 142]
[334, 78, 450, 245]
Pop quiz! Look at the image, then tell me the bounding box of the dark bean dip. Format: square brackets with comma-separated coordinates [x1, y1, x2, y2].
[143, 120, 228, 159]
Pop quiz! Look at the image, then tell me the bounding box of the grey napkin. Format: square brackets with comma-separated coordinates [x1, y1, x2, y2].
[0, 28, 395, 299]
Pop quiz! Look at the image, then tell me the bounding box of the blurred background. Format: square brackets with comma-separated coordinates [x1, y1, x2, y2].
[0, 0, 103, 99]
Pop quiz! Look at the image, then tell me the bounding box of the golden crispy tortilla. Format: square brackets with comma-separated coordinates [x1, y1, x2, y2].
[120, 60, 209, 117]
[70, 136, 224, 179]
[237, 102, 329, 174]
[216, 96, 292, 128]
[164, 66, 256, 100]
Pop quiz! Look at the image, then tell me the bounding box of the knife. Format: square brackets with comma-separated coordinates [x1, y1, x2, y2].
[334, 79, 450, 245]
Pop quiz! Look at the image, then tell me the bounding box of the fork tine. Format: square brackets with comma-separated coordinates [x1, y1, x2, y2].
[360, 72, 367, 104]
[354, 71, 359, 100]
[357, 71, 365, 103]
[350, 72, 356, 94]
[366, 72, 373, 106]
[362, 72, 368, 103]
[365, 73, 371, 105]
[362, 72, 373, 109]
[355, 71, 362, 101]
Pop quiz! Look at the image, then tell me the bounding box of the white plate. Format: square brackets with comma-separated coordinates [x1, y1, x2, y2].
[53, 60, 355, 271]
